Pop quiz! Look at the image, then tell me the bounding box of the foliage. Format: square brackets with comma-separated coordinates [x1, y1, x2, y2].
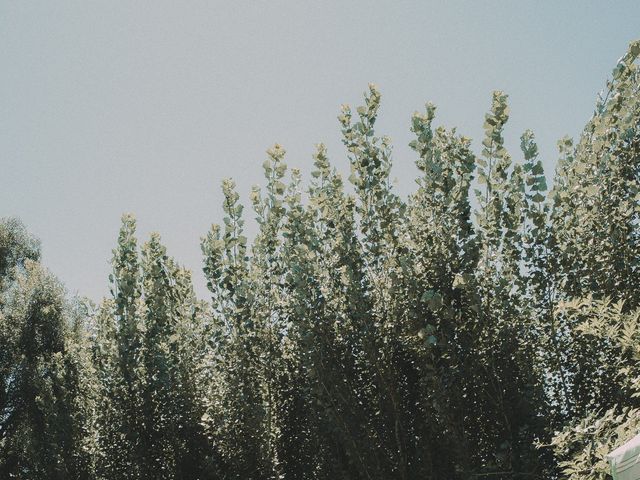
[0, 218, 96, 479]
[1, 39, 639, 480]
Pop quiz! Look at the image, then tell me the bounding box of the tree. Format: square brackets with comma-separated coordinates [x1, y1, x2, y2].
[94, 216, 215, 479]
[0, 218, 96, 479]
[2, 38, 639, 480]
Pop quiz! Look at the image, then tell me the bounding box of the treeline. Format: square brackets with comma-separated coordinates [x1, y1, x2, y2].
[0, 40, 638, 480]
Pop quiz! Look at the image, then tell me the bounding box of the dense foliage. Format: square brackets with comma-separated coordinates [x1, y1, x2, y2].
[1, 40, 638, 479]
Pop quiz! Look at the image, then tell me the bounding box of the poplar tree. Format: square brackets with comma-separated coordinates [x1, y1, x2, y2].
[2, 38, 639, 480]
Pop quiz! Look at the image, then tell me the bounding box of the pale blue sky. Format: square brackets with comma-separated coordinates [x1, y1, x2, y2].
[2, 1, 639, 300]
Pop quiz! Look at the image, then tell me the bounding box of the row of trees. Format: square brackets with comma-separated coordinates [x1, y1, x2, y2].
[1, 40, 638, 479]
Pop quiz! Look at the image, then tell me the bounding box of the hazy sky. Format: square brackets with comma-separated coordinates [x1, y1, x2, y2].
[2, 1, 639, 301]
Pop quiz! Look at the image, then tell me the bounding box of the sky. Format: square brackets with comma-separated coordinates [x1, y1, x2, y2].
[2, 1, 639, 301]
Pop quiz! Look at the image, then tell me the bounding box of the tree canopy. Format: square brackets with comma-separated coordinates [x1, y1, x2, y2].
[1, 39, 639, 480]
